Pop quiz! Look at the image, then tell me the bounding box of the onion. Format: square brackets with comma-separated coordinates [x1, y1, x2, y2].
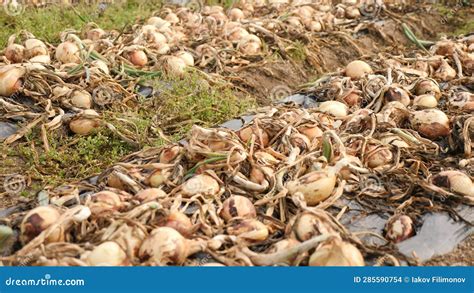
[175, 51, 194, 66]
[318, 101, 348, 117]
[345, 6, 360, 19]
[415, 79, 441, 99]
[86, 241, 128, 266]
[449, 92, 474, 111]
[86, 28, 105, 41]
[135, 188, 166, 202]
[431, 170, 474, 197]
[266, 239, 301, 265]
[306, 20, 322, 32]
[227, 218, 269, 242]
[385, 214, 414, 243]
[309, 238, 364, 266]
[161, 55, 187, 76]
[238, 126, 269, 146]
[383, 85, 410, 106]
[433, 59, 456, 81]
[0, 65, 24, 96]
[380, 135, 409, 148]
[160, 145, 181, 163]
[365, 144, 393, 169]
[164, 12, 180, 24]
[410, 109, 450, 139]
[147, 16, 169, 28]
[413, 94, 438, 109]
[55, 41, 81, 64]
[148, 32, 167, 45]
[20, 206, 64, 244]
[128, 50, 147, 67]
[24, 39, 48, 59]
[69, 109, 101, 135]
[181, 174, 220, 197]
[160, 211, 193, 237]
[112, 225, 146, 258]
[238, 39, 261, 55]
[227, 27, 249, 43]
[139, 227, 200, 265]
[220, 195, 257, 222]
[287, 170, 337, 206]
[228, 8, 244, 21]
[298, 125, 323, 141]
[292, 212, 336, 241]
[29, 54, 51, 64]
[342, 91, 361, 106]
[345, 60, 372, 79]
[70, 90, 92, 109]
[294, 6, 314, 19]
[5, 44, 25, 63]
[90, 60, 110, 75]
[145, 169, 170, 188]
[89, 190, 123, 215]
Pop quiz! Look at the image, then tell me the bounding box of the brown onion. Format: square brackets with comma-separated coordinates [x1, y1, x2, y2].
[365, 144, 393, 169]
[69, 110, 101, 135]
[70, 90, 92, 109]
[385, 214, 414, 243]
[415, 79, 441, 99]
[383, 85, 410, 106]
[5, 44, 25, 63]
[128, 50, 148, 67]
[20, 206, 64, 244]
[161, 55, 187, 76]
[24, 39, 48, 59]
[89, 190, 123, 215]
[220, 195, 257, 222]
[410, 109, 450, 139]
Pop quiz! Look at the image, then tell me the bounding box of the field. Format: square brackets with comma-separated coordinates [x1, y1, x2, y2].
[0, 0, 473, 266]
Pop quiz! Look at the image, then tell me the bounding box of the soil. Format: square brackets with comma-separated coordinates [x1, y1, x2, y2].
[425, 236, 474, 266]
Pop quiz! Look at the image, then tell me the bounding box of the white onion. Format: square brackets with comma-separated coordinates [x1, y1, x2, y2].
[0, 65, 24, 96]
[175, 51, 194, 66]
[228, 8, 244, 21]
[309, 238, 364, 266]
[345, 60, 372, 79]
[292, 212, 336, 241]
[383, 85, 410, 106]
[138, 227, 192, 265]
[29, 54, 51, 64]
[415, 79, 441, 99]
[86, 241, 128, 266]
[318, 101, 348, 117]
[410, 109, 450, 139]
[287, 170, 337, 206]
[227, 218, 269, 242]
[70, 90, 92, 109]
[413, 94, 438, 109]
[161, 211, 193, 237]
[161, 55, 187, 76]
[181, 174, 220, 197]
[20, 206, 64, 244]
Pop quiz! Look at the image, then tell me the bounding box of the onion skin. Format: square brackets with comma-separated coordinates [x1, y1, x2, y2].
[413, 94, 438, 109]
[135, 188, 166, 202]
[55, 41, 81, 64]
[227, 218, 269, 242]
[138, 227, 189, 265]
[220, 195, 257, 222]
[345, 60, 372, 79]
[293, 212, 336, 242]
[385, 215, 414, 243]
[431, 170, 474, 197]
[410, 109, 450, 139]
[128, 50, 148, 67]
[181, 174, 220, 197]
[161, 211, 193, 237]
[318, 101, 348, 117]
[287, 170, 337, 206]
[24, 39, 48, 59]
[365, 145, 393, 169]
[20, 206, 64, 244]
[86, 241, 128, 266]
[384, 85, 410, 106]
[309, 238, 365, 266]
[5, 44, 25, 63]
[0, 65, 24, 96]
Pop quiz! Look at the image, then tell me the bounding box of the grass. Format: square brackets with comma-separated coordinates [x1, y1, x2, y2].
[0, 0, 163, 47]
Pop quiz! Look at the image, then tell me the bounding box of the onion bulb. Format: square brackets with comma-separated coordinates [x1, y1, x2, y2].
[318, 101, 348, 117]
[175, 51, 194, 66]
[69, 109, 101, 135]
[160, 145, 181, 163]
[383, 85, 410, 106]
[228, 8, 244, 21]
[161, 55, 187, 76]
[266, 239, 301, 265]
[410, 109, 450, 139]
[292, 212, 336, 241]
[385, 214, 414, 243]
[345, 6, 360, 19]
[5, 44, 25, 63]
[449, 92, 474, 111]
[365, 144, 393, 169]
[227, 218, 269, 242]
[24, 39, 48, 59]
[0, 65, 24, 96]
[20, 206, 64, 244]
[309, 238, 364, 266]
[89, 190, 123, 215]
[139, 227, 200, 265]
[29, 54, 51, 64]
[86, 241, 128, 266]
[415, 79, 441, 99]
[413, 94, 438, 109]
[287, 170, 337, 206]
[70, 90, 92, 109]
[55, 41, 81, 64]
[135, 188, 166, 202]
[160, 211, 193, 237]
[238, 125, 269, 146]
[431, 170, 474, 197]
[345, 60, 372, 79]
[433, 59, 456, 81]
[86, 28, 105, 41]
[128, 50, 148, 67]
[220, 195, 257, 222]
[181, 174, 220, 197]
